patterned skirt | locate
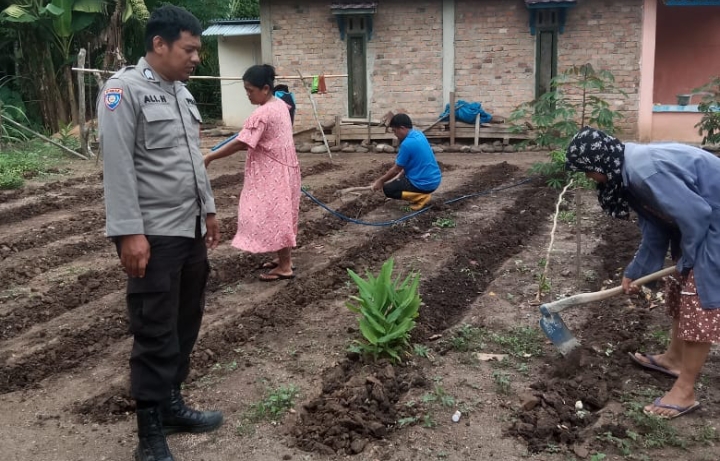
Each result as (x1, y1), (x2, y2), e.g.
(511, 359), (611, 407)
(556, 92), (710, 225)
(665, 270), (720, 343)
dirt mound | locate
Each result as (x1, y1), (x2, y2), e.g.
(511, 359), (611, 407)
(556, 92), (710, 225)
(508, 212), (646, 452)
(71, 385), (135, 424)
(292, 358), (426, 455)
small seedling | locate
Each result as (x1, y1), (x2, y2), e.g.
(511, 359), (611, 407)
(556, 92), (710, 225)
(422, 414), (436, 428)
(589, 454), (607, 461)
(301, 184), (311, 191)
(649, 329), (671, 348)
(449, 323), (486, 352)
(413, 344), (430, 358)
(432, 217), (456, 228)
(397, 416), (419, 427)
(558, 210), (576, 224)
(460, 267), (477, 281)
(492, 371), (511, 395)
(247, 384), (299, 422)
(490, 326), (544, 358)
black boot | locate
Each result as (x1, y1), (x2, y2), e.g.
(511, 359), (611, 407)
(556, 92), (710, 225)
(160, 387), (223, 435)
(135, 407), (175, 461)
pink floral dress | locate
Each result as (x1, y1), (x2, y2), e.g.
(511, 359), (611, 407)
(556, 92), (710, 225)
(232, 98), (300, 253)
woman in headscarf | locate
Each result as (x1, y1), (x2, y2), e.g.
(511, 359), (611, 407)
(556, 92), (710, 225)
(565, 127), (720, 419)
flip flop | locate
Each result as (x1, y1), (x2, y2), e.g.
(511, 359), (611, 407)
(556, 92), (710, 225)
(644, 397), (701, 419)
(627, 352), (679, 378)
(259, 272), (296, 282)
(258, 261), (297, 271)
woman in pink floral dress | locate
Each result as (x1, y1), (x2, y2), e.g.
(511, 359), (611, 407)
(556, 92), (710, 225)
(204, 65), (300, 281)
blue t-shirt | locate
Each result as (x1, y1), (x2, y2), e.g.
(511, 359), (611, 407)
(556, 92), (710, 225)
(396, 129), (442, 191)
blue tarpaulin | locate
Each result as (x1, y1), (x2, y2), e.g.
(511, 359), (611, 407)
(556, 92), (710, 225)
(439, 100), (493, 124)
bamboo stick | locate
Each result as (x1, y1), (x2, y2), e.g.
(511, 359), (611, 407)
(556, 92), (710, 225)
(76, 49), (90, 159)
(4, 118), (89, 160)
(71, 68), (348, 81)
(296, 70), (332, 160)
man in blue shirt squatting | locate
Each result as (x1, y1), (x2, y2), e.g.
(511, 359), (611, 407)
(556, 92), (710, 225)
(370, 114), (442, 210)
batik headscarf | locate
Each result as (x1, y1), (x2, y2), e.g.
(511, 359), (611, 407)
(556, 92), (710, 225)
(565, 126), (628, 219)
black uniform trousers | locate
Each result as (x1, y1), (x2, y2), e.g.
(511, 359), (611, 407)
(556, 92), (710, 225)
(383, 176), (434, 199)
(118, 221), (209, 403)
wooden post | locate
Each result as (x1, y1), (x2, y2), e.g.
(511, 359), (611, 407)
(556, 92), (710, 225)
(334, 115), (342, 147)
(449, 91), (456, 146)
(474, 113), (480, 146)
(77, 49), (89, 159)
(296, 70), (332, 160)
(367, 110), (372, 145)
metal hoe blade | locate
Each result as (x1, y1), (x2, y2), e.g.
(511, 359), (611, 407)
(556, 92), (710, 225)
(539, 311), (580, 355)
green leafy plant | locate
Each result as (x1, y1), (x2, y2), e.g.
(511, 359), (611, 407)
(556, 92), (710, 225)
(693, 76), (720, 145)
(346, 258), (421, 362)
(509, 64), (626, 189)
(491, 327), (544, 358)
(432, 217), (456, 228)
(0, 76), (31, 144)
(247, 384), (299, 422)
(413, 344), (430, 358)
(492, 371), (511, 395)
(449, 323), (486, 352)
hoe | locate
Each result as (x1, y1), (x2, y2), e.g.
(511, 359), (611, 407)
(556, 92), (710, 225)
(538, 266), (676, 355)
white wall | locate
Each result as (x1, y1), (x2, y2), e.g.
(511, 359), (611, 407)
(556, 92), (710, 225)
(217, 35), (261, 128)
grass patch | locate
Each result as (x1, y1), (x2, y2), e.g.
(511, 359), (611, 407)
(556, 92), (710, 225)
(489, 326), (544, 358)
(0, 140), (65, 189)
(246, 384), (299, 423)
(448, 324), (486, 352)
(623, 397), (685, 449)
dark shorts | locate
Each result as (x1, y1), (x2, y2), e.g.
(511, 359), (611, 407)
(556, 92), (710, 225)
(383, 176), (435, 199)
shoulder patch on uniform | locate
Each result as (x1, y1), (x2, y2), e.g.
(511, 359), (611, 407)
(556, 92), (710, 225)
(104, 88), (123, 111)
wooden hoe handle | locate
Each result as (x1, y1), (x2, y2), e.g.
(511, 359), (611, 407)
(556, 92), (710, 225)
(540, 266), (676, 315)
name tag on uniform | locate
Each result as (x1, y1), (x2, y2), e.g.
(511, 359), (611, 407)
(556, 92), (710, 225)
(104, 88), (123, 111)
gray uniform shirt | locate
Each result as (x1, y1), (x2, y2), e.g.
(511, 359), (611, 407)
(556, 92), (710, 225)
(99, 57), (216, 239)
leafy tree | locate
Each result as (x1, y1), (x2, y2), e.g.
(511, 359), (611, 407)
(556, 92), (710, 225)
(510, 63), (627, 189)
(693, 76), (720, 146)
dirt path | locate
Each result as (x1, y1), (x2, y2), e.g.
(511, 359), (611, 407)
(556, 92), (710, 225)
(1, 146), (715, 461)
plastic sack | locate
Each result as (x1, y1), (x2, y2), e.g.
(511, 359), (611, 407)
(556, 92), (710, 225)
(439, 100), (492, 124)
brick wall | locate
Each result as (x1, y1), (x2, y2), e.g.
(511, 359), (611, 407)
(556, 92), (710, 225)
(266, 0), (643, 136)
(559, 0), (643, 136)
(455, 0), (643, 136)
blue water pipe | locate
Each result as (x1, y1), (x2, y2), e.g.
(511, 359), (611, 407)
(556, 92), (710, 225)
(300, 176), (537, 227)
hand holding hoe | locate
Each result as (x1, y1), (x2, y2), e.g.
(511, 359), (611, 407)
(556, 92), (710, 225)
(539, 266), (676, 355)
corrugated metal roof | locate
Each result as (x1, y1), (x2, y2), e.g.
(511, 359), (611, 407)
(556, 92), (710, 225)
(202, 19), (260, 37)
(330, 2), (378, 9)
(525, 0), (576, 5)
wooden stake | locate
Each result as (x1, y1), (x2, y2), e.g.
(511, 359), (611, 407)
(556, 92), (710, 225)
(449, 91), (456, 146)
(334, 115), (342, 147)
(77, 49), (90, 159)
(367, 110), (372, 145)
(4, 118), (89, 160)
(474, 113), (480, 146)
(297, 70), (332, 160)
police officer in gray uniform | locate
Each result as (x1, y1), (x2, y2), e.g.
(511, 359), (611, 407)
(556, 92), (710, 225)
(98, 6), (222, 461)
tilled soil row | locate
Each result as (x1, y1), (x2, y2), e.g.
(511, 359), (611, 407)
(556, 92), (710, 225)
(0, 186), (105, 226)
(0, 165), (398, 394)
(0, 237), (110, 288)
(291, 171), (558, 456)
(0, 173), (103, 203)
(0, 267), (124, 341)
(507, 215), (656, 453)
(0, 161), (344, 279)
(69, 163), (519, 423)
